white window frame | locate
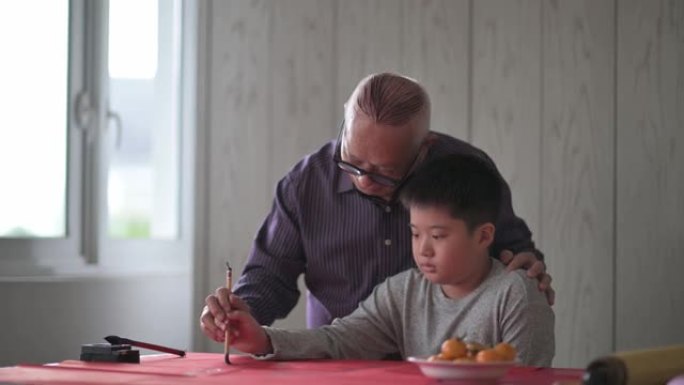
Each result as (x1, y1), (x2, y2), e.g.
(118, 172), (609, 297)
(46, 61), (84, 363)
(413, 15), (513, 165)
(0, 0), (197, 276)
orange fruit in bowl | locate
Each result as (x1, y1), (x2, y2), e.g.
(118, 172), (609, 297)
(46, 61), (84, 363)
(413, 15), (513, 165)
(493, 343), (516, 361)
(475, 349), (504, 363)
(440, 338), (467, 359)
(465, 341), (487, 358)
(427, 353), (450, 361)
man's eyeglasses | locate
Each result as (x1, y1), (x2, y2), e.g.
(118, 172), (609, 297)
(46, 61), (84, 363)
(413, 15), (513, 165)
(333, 120), (424, 188)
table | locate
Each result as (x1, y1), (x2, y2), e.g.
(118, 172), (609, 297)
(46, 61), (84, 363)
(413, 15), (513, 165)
(0, 353), (583, 384)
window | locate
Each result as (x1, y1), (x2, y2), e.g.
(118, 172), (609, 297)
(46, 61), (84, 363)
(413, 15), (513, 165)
(0, 0), (196, 274)
(0, 0), (69, 238)
(107, 0), (181, 240)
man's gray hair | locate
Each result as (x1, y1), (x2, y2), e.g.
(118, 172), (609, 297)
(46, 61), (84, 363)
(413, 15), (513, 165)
(345, 73), (431, 129)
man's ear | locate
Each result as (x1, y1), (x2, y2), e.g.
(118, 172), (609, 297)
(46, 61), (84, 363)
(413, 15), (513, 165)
(476, 223), (496, 249)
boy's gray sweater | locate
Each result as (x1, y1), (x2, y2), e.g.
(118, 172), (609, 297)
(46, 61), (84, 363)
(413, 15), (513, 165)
(263, 259), (555, 366)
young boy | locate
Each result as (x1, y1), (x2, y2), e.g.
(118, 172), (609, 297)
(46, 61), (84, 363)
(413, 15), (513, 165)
(215, 154), (555, 366)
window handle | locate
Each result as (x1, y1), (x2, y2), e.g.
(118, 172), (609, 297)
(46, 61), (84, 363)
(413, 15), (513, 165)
(74, 91), (121, 149)
(74, 89), (94, 143)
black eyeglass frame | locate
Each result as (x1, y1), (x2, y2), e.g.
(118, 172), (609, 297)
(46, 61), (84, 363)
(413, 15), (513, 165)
(333, 120), (425, 188)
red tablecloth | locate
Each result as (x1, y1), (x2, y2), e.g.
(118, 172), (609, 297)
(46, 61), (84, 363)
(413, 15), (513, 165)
(0, 353), (583, 385)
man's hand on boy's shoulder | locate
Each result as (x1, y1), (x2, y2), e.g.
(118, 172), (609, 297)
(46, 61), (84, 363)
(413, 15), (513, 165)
(500, 250), (555, 306)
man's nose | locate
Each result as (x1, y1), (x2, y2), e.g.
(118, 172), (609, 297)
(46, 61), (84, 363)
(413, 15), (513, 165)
(356, 174), (374, 188)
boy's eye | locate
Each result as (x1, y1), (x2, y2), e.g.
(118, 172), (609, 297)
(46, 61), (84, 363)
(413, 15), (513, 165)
(432, 234), (446, 240)
(411, 233), (419, 238)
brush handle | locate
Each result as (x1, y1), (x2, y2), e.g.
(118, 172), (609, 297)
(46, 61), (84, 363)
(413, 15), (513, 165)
(106, 335), (185, 357)
(129, 339), (185, 357)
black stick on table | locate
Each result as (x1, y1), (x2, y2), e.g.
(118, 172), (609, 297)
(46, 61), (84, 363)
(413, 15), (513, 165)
(104, 335), (186, 357)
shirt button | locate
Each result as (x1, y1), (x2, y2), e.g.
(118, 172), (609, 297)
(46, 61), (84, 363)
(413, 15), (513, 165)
(384, 239), (392, 246)
(385, 206), (391, 213)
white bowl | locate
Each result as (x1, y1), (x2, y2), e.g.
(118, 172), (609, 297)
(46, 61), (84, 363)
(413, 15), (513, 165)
(407, 356), (516, 381)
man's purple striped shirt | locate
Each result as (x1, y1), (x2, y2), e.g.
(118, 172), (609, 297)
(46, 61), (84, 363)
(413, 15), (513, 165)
(233, 132), (541, 328)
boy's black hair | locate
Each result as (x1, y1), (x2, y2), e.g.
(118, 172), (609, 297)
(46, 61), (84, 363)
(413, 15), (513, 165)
(399, 154), (502, 231)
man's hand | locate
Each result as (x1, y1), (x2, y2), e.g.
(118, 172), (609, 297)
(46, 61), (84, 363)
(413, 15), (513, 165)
(200, 287), (235, 342)
(499, 250), (555, 306)
(200, 289), (272, 355)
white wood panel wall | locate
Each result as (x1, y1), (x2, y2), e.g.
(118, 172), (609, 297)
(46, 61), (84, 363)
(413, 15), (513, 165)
(207, 0), (272, 275)
(336, 1), (404, 114)
(471, 0), (542, 244)
(616, 0), (684, 352)
(269, 0), (337, 333)
(205, 0), (273, 353)
(199, 0), (684, 367)
(401, 0), (470, 140)
(336, 0), (469, 139)
(271, 0), (336, 176)
(541, 0), (616, 366)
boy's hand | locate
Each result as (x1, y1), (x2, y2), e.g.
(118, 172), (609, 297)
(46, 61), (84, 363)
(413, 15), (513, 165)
(500, 250), (555, 306)
(200, 290), (272, 355)
(223, 296), (272, 355)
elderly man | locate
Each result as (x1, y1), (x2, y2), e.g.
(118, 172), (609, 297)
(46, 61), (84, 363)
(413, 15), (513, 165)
(201, 73), (553, 341)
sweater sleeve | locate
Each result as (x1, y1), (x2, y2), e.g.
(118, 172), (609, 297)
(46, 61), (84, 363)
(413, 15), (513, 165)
(498, 271), (556, 366)
(261, 273), (405, 360)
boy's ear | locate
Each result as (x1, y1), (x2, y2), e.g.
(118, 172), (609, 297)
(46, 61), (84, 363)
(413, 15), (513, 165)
(476, 223), (496, 249)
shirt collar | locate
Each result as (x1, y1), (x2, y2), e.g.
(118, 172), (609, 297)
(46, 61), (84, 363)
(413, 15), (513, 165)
(335, 171), (397, 207)
(335, 169), (355, 194)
